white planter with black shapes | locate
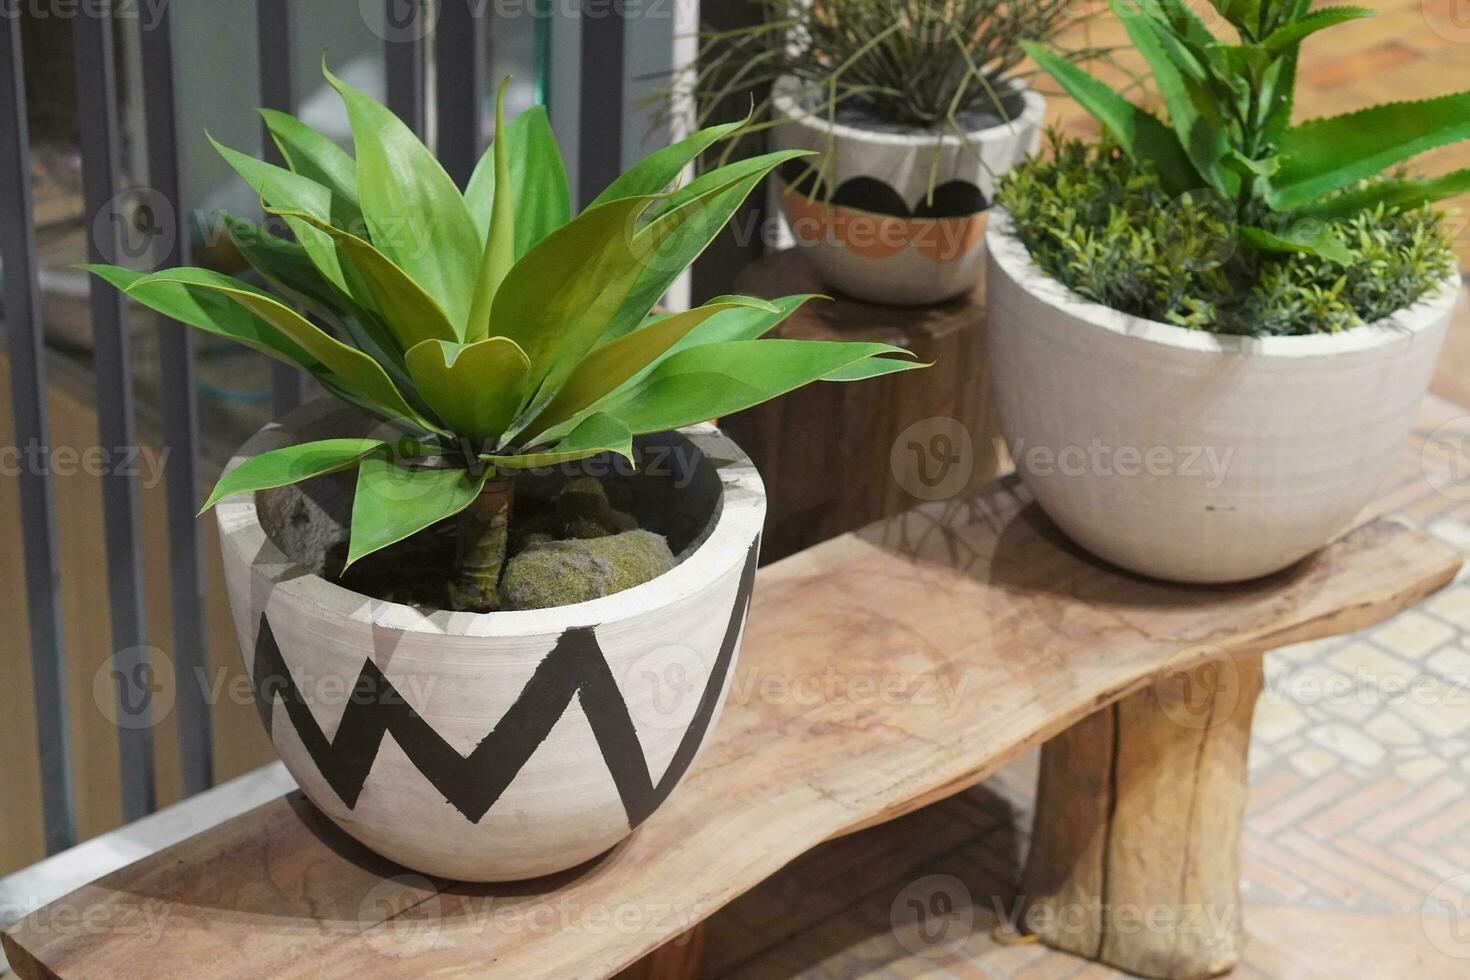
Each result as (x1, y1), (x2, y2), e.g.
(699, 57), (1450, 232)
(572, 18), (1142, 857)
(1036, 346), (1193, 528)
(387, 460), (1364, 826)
(770, 75), (1045, 306)
(217, 400), (765, 882)
(986, 213), (1460, 584)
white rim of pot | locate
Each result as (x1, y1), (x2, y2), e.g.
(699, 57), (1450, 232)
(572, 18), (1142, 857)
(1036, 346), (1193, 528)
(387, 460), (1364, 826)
(987, 209), (1464, 357)
(770, 74), (1047, 147)
(216, 401), (766, 641)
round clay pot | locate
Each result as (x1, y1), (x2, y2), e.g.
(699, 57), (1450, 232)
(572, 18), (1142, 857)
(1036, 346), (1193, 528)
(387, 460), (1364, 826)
(985, 212), (1460, 584)
(770, 75), (1044, 306)
(216, 399), (765, 881)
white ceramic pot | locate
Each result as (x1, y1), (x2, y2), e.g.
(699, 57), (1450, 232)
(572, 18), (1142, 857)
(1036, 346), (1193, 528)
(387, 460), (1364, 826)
(216, 400), (765, 881)
(770, 75), (1044, 306)
(986, 213), (1460, 583)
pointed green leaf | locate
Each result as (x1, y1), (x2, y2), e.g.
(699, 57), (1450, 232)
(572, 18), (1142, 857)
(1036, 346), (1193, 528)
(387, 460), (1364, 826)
(347, 456), (489, 567)
(593, 339), (919, 436)
(202, 438), (389, 512)
(128, 267), (430, 427)
(269, 204), (460, 349)
(465, 104), (570, 258)
(405, 336), (531, 441)
(588, 113), (749, 208)
(1240, 224), (1352, 264)
(823, 357), (931, 382)
(83, 263), (317, 370)
(1021, 41), (1201, 195)
(1261, 6), (1375, 56)
(209, 134), (360, 294)
(325, 62), (481, 330)
(259, 108), (360, 206)
(488, 413), (634, 470)
(467, 79), (519, 344)
(523, 297), (778, 438)
(1270, 91), (1470, 209)
(1296, 168), (1470, 221)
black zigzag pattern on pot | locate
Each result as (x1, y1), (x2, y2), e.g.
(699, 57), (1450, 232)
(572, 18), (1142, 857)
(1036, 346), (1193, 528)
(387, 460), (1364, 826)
(250, 537), (760, 828)
(779, 160), (988, 218)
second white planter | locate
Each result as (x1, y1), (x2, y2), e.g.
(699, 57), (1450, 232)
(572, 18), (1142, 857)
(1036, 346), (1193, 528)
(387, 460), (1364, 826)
(771, 76), (1044, 306)
(986, 212), (1460, 583)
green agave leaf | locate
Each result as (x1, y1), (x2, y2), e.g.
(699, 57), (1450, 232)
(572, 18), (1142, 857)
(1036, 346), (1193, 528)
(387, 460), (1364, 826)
(1021, 41), (1201, 195)
(588, 113), (749, 209)
(1261, 6), (1375, 56)
(487, 413), (633, 470)
(209, 134), (359, 294)
(405, 336), (531, 441)
(325, 62), (481, 331)
(201, 438), (389, 512)
(129, 267), (430, 428)
(823, 357), (931, 382)
(523, 297), (779, 440)
(601, 149), (813, 345)
(464, 104), (570, 259)
(348, 456), (489, 567)
(1206, 0), (1260, 34)
(221, 212), (406, 382)
(259, 108), (360, 207)
(1113, 0), (1233, 194)
(1146, 0), (1219, 48)
(1295, 168), (1470, 221)
(82, 263), (317, 370)
(467, 79), (519, 344)
(530, 294), (818, 445)
(592, 339), (918, 436)
(269, 204), (460, 349)
(1270, 92), (1470, 209)
(1240, 224), (1352, 264)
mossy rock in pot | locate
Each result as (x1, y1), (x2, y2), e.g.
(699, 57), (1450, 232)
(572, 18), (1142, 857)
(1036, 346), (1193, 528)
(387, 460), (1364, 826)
(500, 530), (677, 611)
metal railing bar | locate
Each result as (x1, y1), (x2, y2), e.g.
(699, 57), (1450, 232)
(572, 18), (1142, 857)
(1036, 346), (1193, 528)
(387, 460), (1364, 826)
(385, 0), (426, 138)
(73, 6), (156, 822)
(140, 3), (213, 798)
(0, 13), (79, 856)
(256, 0), (307, 414)
(435, 0), (484, 188)
(576, 1), (625, 206)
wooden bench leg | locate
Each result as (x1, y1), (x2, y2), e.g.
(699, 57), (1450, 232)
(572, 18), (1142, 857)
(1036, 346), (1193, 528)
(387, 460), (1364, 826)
(616, 923), (706, 980)
(1022, 654), (1265, 979)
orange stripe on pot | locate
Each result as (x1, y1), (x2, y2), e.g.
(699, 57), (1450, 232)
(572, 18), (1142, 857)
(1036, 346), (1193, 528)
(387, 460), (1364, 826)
(779, 184), (987, 263)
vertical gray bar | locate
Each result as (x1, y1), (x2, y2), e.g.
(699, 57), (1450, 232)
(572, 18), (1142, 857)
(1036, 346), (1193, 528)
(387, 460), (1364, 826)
(73, 6), (156, 822)
(0, 12), (78, 855)
(256, 0), (306, 413)
(577, 0), (624, 206)
(140, 3), (212, 797)
(385, 0), (425, 137)
(436, 0), (483, 188)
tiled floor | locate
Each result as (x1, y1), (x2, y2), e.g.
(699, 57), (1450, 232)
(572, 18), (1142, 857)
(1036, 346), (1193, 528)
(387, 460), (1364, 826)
(701, 396), (1470, 978)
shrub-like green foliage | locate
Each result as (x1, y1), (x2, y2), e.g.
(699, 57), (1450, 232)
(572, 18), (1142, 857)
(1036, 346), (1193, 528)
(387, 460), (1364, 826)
(1024, 0), (1470, 269)
(85, 65), (921, 572)
(998, 136), (1455, 336)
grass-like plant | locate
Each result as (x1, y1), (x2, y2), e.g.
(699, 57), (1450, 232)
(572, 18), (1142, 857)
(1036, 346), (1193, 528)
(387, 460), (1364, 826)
(662, 0), (1093, 148)
(1024, 0), (1470, 266)
(86, 65), (920, 609)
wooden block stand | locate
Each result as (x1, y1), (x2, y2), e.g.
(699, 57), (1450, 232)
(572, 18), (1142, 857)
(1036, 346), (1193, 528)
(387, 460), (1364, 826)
(722, 249), (1004, 563)
(4, 478), (1459, 980)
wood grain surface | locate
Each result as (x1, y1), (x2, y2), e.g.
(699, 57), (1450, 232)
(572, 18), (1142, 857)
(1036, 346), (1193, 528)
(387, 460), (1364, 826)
(3, 481), (1460, 979)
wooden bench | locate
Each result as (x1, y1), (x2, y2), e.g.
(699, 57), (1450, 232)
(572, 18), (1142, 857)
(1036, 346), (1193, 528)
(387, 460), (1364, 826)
(3, 479), (1459, 980)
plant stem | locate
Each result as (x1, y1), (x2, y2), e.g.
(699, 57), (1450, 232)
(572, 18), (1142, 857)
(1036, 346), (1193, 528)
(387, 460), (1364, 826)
(448, 474), (515, 612)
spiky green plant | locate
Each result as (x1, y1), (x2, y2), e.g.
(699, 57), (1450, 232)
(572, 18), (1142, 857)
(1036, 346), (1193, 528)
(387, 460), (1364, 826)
(86, 65), (921, 609)
(1024, 0), (1470, 266)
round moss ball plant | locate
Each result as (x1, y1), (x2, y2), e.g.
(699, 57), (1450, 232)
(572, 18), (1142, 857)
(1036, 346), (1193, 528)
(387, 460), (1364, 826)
(87, 66), (921, 881)
(988, 0), (1466, 583)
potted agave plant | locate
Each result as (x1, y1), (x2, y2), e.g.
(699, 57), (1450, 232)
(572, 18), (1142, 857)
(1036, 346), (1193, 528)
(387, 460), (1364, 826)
(673, 0), (1082, 305)
(87, 67), (918, 882)
(989, 0), (1468, 583)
